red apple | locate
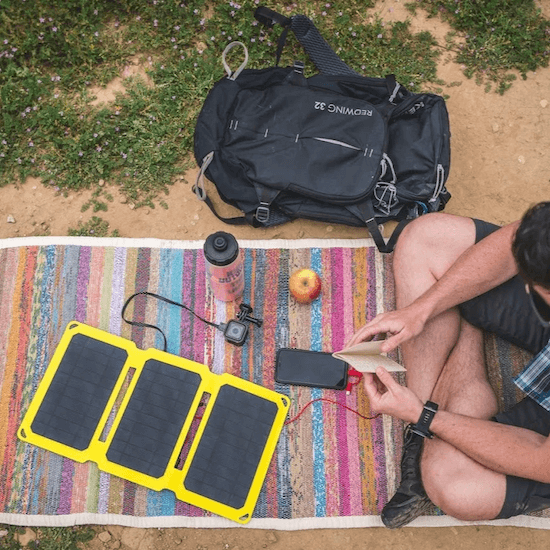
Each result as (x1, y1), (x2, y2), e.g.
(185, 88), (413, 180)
(289, 268), (322, 304)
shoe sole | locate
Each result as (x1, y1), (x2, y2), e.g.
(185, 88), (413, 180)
(381, 497), (432, 529)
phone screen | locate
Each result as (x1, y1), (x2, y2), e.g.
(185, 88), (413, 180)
(275, 348), (348, 390)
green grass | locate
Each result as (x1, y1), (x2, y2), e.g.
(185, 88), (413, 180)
(407, 0), (550, 93)
(1, 0), (549, 213)
(0, 525), (95, 550)
(68, 215), (120, 236)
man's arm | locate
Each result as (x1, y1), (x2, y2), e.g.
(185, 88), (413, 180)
(348, 220), (520, 352)
(365, 367), (550, 484)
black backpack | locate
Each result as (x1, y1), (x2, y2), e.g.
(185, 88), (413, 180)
(193, 7), (451, 253)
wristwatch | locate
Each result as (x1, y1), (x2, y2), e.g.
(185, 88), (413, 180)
(410, 401), (439, 439)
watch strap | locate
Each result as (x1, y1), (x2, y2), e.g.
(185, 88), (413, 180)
(411, 400), (439, 439)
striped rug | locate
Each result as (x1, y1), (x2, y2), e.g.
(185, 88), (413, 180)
(0, 237), (547, 529)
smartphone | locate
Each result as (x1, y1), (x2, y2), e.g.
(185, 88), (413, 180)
(275, 348), (348, 390)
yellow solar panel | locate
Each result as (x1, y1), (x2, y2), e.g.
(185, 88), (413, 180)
(18, 322), (289, 524)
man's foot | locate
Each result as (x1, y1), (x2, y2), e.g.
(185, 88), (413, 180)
(381, 424), (431, 529)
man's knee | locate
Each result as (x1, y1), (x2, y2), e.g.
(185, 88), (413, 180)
(393, 213), (476, 280)
(422, 454), (505, 521)
(424, 474), (503, 521)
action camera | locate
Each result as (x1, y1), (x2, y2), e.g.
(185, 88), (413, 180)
(221, 303), (263, 346)
(223, 319), (249, 346)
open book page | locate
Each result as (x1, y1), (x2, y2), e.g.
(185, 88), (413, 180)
(332, 340), (405, 373)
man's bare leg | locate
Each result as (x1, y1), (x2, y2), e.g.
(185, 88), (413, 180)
(381, 213), (481, 528)
(392, 213), (478, 398)
(422, 320), (506, 520)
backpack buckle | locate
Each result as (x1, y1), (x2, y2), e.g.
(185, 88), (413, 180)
(255, 203), (270, 224)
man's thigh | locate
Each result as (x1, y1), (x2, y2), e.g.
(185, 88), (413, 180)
(458, 219), (550, 355)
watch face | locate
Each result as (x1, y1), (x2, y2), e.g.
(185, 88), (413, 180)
(224, 320), (248, 345)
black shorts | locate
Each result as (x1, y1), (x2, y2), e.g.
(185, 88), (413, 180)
(460, 219), (550, 519)
(458, 219), (550, 355)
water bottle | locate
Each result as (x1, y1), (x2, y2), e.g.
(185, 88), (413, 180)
(203, 231), (244, 301)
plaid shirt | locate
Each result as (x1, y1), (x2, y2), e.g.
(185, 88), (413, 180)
(514, 339), (550, 411)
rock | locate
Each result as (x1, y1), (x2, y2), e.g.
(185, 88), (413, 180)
(7, 215), (15, 223)
(0, 530), (8, 538)
(492, 122), (500, 132)
(98, 531), (112, 542)
(326, 225), (334, 233)
(129, 204), (135, 210)
(518, 155), (525, 164)
(265, 531), (278, 543)
(541, 99), (548, 108)
(98, 178), (105, 187)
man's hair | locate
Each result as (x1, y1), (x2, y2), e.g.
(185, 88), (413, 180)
(512, 201), (550, 289)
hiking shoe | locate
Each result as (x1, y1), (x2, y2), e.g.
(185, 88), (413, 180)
(381, 424), (431, 529)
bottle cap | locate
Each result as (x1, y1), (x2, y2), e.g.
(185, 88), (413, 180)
(204, 232), (240, 266)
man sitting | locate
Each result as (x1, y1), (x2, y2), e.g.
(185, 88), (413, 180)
(347, 201), (550, 527)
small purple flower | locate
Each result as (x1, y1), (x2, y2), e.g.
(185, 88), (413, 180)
(175, 25), (180, 30)
(93, 133), (98, 138)
(52, 26), (58, 32)
(29, 141), (34, 147)
(136, 15), (141, 21)
(154, 20), (158, 27)
(78, 151), (83, 156)
(96, 146), (102, 152)
(39, 17), (45, 23)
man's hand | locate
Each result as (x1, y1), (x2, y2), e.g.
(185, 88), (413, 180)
(346, 304), (429, 353)
(364, 367), (424, 424)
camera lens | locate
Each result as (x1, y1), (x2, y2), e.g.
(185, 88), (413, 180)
(228, 323), (244, 338)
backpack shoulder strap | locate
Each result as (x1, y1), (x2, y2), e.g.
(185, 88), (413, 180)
(255, 6), (358, 76)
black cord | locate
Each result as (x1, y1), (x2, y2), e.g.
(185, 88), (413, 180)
(121, 291), (221, 352)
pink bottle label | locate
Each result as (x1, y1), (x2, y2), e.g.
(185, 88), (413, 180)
(206, 254), (244, 301)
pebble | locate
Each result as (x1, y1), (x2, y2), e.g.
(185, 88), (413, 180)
(7, 215), (15, 223)
(326, 225), (333, 233)
(129, 204), (135, 210)
(98, 531), (112, 542)
(518, 156), (525, 164)
(541, 99), (548, 108)
(98, 178), (105, 187)
(492, 122), (500, 133)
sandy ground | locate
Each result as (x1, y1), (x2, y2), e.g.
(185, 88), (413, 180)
(3, 0), (550, 548)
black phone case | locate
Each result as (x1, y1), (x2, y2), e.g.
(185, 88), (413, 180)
(275, 348), (348, 390)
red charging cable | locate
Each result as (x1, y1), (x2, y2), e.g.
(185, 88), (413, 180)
(284, 367), (380, 425)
